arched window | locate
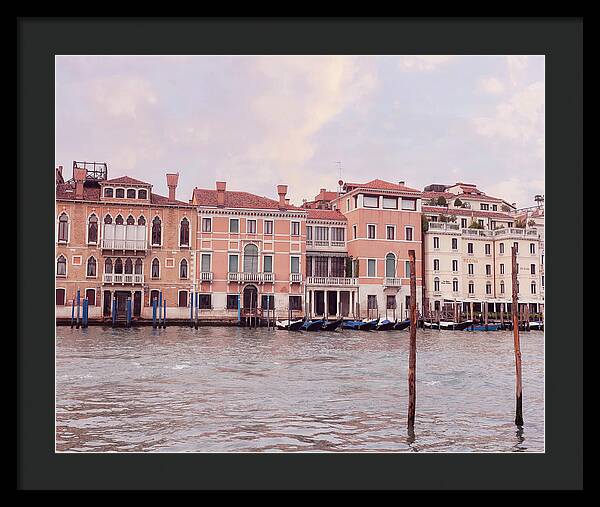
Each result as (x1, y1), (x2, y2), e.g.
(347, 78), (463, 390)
(500, 281), (505, 294)
(243, 244), (259, 273)
(180, 259), (188, 279)
(126, 189), (136, 199)
(104, 187), (113, 198)
(86, 256), (97, 277)
(138, 189), (147, 199)
(137, 216), (146, 226)
(124, 258), (133, 274)
(126, 215), (135, 225)
(104, 258), (113, 274)
(180, 217), (190, 247)
(115, 215), (124, 225)
(135, 258), (143, 274)
(57, 213), (68, 242)
(152, 217), (162, 245)
(452, 278), (459, 292)
(486, 282), (492, 294)
(385, 253), (396, 277)
(114, 258), (123, 274)
(56, 255), (67, 276)
(531, 282), (536, 294)
(151, 258), (160, 278)
(87, 214), (98, 244)
(115, 188), (125, 198)
(434, 277), (440, 292)
(468, 281), (474, 294)
(104, 214), (113, 224)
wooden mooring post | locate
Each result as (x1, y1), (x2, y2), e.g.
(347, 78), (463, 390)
(511, 246), (524, 426)
(407, 249), (417, 431)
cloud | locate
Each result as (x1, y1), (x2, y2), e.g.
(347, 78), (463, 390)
(472, 81), (544, 151)
(506, 55), (529, 86)
(486, 178), (544, 209)
(478, 76), (506, 95)
(87, 76), (158, 119)
(397, 55), (456, 71)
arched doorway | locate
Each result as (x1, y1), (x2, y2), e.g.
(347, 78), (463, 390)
(243, 284), (259, 311)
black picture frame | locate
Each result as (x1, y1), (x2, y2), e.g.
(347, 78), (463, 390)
(17, 17), (582, 490)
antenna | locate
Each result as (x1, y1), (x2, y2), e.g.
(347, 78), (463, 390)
(335, 161), (343, 195)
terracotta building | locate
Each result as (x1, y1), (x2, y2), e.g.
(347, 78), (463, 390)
(55, 162), (195, 322)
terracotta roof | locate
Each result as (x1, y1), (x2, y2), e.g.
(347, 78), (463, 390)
(56, 182), (101, 201)
(306, 209), (347, 221)
(150, 193), (189, 206)
(423, 190), (505, 204)
(314, 190), (339, 202)
(344, 179), (421, 194)
(192, 188), (303, 211)
(422, 206), (513, 220)
(104, 176), (150, 185)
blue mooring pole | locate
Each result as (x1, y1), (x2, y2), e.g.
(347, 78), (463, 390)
(70, 298), (75, 328)
(111, 297), (117, 327)
(82, 298), (88, 328)
(190, 290), (194, 327)
(163, 299), (167, 328)
(126, 297), (132, 328)
(158, 291), (163, 324)
(194, 291), (198, 329)
(76, 289), (81, 329)
(152, 298), (157, 329)
(237, 293), (241, 325)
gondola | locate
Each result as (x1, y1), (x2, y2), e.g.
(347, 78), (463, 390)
(342, 319), (374, 331)
(275, 319), (304, 331)
(528, 321), (544, 331)
(375, 319), (395, 331)
(423, 320), (474, 330)
(393, 319), (410, 330)
(464, 323), (501, 331)
(321, 318), (343, 331)
(302, 319), (326, 331)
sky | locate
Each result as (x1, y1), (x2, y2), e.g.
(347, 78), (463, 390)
(55, 55), (544, 208)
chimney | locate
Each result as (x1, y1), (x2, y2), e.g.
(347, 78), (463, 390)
(285, 198), (290, 206)
(216, 181), (226, 207)
(277, 184), (288, 210)
(166, 173), (179, 201)
(73, 167), (86, 199)
(55, 165), (64, 184)
(398, 180), (405, 186)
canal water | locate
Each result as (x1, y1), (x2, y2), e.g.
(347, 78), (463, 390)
(56, 326), (544, 452)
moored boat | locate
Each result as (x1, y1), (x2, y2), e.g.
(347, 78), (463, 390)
(393, 319), (410, 330)
(465, 323), (501, 331)
(375, 319), (395, 331)
(322, 318), (343, 331)
(276, 319), (304, 331)
(302, 319), (326, 331)
(423, 320), (474, 330)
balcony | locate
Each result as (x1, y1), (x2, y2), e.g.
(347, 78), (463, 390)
(103, 273), (144, 285)
(306, 276), (358, 287)
(384, 277), (403, 287)
(227, 272), (275, 283)
(101, 238), (147, 251)
(306, 239), (346, 251)
(290, 273), (302, 283)
(428, 222), (460, 232)
(200, 271), (213, 282)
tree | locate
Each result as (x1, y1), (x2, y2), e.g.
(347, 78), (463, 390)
(515, 218), (527, 228)
(469, 220), (484, 229)
(528, 219), (536, 227)
(421, 215), (430, 232)
(501, 204), (512, 212)
(453, 198), (463, 207)
(435, 196), (448, 206)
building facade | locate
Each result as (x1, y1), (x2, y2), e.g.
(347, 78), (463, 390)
(421, 183), (544, 317)
(56, 164), (542, 323)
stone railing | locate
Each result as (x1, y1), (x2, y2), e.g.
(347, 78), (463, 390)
(103, 273), (144, 284)
(306, 276), (358, 287)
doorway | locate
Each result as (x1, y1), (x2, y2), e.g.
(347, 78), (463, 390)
(243, 285), (258, 311)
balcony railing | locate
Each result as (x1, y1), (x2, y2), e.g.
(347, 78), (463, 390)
(103, 273), (144, 285)
(290, 273), (302, 283)
(306, 276), (358, 287)
(200, 271), (213, 282)
(384, 277), (403, 287)
(227, 272), (275, 283)
(306, 240), (346, 249)
(428, 222), (460, 231)
(102, 239), (147, 251)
